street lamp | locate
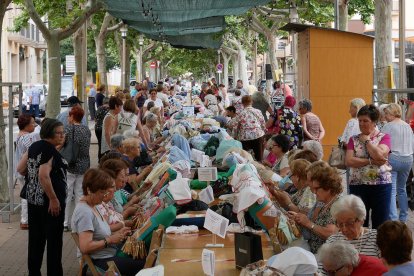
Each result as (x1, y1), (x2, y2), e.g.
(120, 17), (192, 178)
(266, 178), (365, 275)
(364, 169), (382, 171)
(139, 35), (144, 82)
(120, 25), (128, 89)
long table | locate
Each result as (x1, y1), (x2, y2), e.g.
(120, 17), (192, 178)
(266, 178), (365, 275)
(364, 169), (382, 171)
(157, 229), (274, 275)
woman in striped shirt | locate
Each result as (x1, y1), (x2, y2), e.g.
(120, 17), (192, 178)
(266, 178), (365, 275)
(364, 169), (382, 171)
(326, 194), (380, 257)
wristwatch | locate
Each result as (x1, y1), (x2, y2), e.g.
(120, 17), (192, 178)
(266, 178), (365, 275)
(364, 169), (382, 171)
(363, 139), (370, 146)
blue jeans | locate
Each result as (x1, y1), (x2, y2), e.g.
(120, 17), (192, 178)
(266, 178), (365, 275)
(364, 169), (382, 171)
(350, 183), (392, 229)
(388, 154), (413, 222)
(30, 104), (39, 118)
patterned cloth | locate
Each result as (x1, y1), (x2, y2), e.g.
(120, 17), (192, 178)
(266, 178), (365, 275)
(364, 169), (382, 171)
(64, 124), (91, 175)
(275, 107), (303, 149)
(303, 113), (322, 141)
(205, 94), (219, 115)
(340, 118), (360, 144)
(347, 132), (392, 185)
(291, 187), (316, 213)
(95, 105), (110, 131)
(227, 106), (265, 141)
(96, 201), (124, 225)
(307, 196), (340, 253)
(231, 96), (244, 114)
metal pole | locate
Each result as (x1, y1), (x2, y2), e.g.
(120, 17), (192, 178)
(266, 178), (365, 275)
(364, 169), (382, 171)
(8, 86), (14, 212)
(334, 0), (339, 30)
(122, 38), (126, 89)
(218, 51), (221, 84)
(140, 45), (143, 82)
(82, 21), (89, 124)
(399, 0), (406, 89)
(253, 34), (258, 86)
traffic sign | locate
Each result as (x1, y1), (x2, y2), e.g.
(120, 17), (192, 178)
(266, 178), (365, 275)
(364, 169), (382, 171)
(150, 62), (157, 69)
(216, 63), (223, 71)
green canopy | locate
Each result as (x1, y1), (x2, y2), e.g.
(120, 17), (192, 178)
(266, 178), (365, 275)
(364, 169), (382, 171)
(102, 0), (272, 49)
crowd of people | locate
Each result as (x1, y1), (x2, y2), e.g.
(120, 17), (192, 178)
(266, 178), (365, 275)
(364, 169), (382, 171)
(13, 76), (414, 275)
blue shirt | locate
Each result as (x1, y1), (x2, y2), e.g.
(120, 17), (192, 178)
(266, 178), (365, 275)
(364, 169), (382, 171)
(131, 88), (138, 97)
(384, 262), (414, 276)
(89, 87), (96, 98)
(56, 109), (87, 128)
(30, 88), (41, 105)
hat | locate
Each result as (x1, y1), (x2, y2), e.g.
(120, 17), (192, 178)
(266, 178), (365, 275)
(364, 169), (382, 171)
(67, 96), (83, 106)
(267, 247), (318, 276)
(284, 95), (296, 108)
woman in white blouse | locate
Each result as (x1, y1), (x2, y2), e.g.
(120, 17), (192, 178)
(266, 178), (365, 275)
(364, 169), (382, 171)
(381, 103), (414, 223)
(340, 98), (366, 146)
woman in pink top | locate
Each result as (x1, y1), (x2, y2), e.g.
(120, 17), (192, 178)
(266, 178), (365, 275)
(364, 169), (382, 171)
(298, 99), (325, 142)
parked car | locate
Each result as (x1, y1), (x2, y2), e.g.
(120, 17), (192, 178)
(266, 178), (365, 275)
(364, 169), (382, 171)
(13, 84), (47, 118)
(60, 75), (74, 106)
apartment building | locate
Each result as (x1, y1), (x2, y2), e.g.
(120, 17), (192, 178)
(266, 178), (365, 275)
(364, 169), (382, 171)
(1, 3), (46, 95)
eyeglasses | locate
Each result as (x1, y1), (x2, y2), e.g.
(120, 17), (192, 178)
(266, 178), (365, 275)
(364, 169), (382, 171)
(335, 218), (359, 229)
(326, 265), (345, 276)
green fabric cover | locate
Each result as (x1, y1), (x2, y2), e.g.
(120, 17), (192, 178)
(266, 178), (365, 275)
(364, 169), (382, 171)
(189, 165), (236, 189)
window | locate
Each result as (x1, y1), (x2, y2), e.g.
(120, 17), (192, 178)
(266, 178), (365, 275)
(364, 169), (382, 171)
(392, 0), (399, 11)
(31, 24), (35, 40)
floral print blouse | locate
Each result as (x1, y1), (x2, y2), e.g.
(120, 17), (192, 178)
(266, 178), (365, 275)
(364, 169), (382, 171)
(228, 106), (265, 141)
(347, 132), (392, 185)
(278, 107), (303, 149)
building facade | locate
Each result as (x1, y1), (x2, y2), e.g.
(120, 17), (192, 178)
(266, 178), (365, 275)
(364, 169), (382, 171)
(1, 3), (47, 102)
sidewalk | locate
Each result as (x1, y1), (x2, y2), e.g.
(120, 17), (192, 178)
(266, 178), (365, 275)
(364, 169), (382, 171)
(0, 122), (98, 276)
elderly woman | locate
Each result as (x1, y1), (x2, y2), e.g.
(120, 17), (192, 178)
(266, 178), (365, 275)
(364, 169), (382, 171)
(142, 112), (163, 146)
(121, 138), (153, 193)
(14, 114), (40, 229)
(382, 103), (414, 223)
(302, 140), (324, 160)
(143, 88), (164, 117)
(289, 165), (342, 253)
(327, 195), (380, 257)
(345, 104), (391, 229)
(266, 95), (303, 149)
(228, 95), (266, 161)
(377, 104), (388, 131)
(298, 98), (325, 142)
(268, 134), (291, 177)
(101, 96), (123, 157)
(377, 221), (414, 274)
(204, 88), (219, 116)
(63, 105), (91, 232)
(269, 159), (316, 214)
(72, 168), (145, 275)
(319, 241), (387, 276)
(340, 98), (366, 146)
(17, 119), (67, 275)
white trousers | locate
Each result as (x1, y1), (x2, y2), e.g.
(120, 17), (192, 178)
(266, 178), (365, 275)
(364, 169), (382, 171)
(64, 172), (84, 227)
(17, 178), (28, 224)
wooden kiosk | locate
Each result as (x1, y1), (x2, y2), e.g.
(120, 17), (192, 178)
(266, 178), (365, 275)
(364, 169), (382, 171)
(281, 23), (374, 159)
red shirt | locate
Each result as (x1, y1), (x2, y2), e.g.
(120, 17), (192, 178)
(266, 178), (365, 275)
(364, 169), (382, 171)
(352, 255), (387, 276)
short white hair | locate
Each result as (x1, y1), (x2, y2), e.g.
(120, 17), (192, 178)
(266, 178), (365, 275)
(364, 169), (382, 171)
(318, 241), (359, 268)
(110, 134), (125, 149)
(331, 194), (366, 221)
(124, 129), (139, 139)
(378, 104), (388, 116)
(302, 140), (323, 160)
(350, 98), (366, 112)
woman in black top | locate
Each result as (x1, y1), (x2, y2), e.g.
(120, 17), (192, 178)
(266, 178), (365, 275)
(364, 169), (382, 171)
(95, 97), (110, 160)
(17, 118), (67, 276)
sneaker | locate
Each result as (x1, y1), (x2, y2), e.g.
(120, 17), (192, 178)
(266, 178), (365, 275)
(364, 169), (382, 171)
(20, 223), (29, 230)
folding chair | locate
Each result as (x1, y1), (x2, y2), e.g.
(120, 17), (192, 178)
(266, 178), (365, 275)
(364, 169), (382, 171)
(71, 232), (101, 276)
(144, 225), (165, 268)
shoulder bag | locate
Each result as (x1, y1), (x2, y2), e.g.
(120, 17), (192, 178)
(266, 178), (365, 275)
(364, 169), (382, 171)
(60, 126), (80, 166)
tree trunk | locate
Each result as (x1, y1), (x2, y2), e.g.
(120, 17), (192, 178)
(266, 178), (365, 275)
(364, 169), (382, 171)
(222, 52), (231, 88)
(339, 1), (349, 31)
(238, 47), (249, 88)
(375, 0), (393, 102)
(267, 33), (279, 80)
(95, 36), (107, 86)
(232, 55), (239, 83)
(124, 43), (131, 89)
(46, 34), (63, 117)
(0, 0), (12, 203)
(73, 28), (84, 98)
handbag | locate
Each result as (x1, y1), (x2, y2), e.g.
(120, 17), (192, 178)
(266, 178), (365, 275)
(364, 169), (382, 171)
(328, 142), (346, 169)
(59, 126), (80, 166)
(235, 232), (263, 269)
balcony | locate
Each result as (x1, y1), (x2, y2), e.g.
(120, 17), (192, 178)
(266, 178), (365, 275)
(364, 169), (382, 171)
(7, 31), (47, 49)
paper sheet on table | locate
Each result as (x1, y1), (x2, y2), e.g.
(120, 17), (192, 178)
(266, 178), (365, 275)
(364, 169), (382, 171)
(202, 249), (215, 276)
(199, 185), (214, 204)
(136, 265), (164, 276)
(200, 155), (212, 168)
(191, 148), (204, 163)
(203, 209), (229, 239)
(198, 167), (218, 182)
